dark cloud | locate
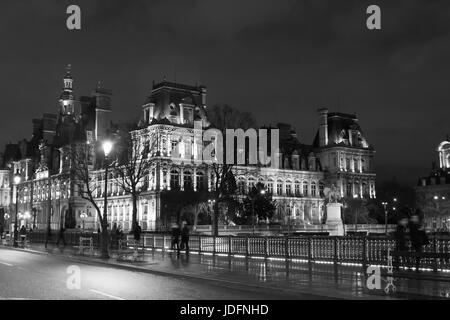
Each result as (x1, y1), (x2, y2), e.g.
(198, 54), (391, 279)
(0, 0), (449, 186)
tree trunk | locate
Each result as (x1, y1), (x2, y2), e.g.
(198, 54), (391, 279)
(132, 192), (138, 232)
(100, 221), (109, 259)
(212, 201), (219, 236)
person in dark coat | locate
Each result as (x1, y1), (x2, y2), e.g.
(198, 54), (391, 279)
(409, 212), (425, 272)
(394, 211), (409, 271)
(19, 225), (27, 246)
(171, 223), (180, 251)
(180, 222), (190, 253)
(56, 225), (66, 247)
(133, 222), (142, 242)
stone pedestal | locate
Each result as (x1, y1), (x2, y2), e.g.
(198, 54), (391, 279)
(326, 203), (344, 236)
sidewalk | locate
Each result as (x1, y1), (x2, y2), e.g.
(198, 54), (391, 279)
(6, 242), (450, 300)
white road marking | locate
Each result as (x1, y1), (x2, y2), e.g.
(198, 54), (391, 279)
(89, 289), (126, 300)
(0, 261), (14, 267)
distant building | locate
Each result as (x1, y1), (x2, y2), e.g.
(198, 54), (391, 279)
(415, 139), (450, 231)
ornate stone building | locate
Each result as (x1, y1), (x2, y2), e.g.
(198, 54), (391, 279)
(416, 139), (450, 231)
(2, 68), (376, 232)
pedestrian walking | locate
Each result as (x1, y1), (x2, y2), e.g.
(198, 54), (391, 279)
(180, 221), (190, 253)
(133, 222), (142, 242)
(394, 210), (409, 271)
(409, 210), (427, 273)
(19, 225), (27, 247)
(171, 223), (180, 251)
(56, 225), (66, 247)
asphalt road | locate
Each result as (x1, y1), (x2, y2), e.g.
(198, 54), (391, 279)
(0, 247), (326, 300)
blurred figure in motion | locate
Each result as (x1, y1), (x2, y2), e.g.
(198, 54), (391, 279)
(56, 225), (66, 247)
(409, 209), (428, 273)
(180, 221), (190, 254)
(133, 222), (142, 243)
(394, 207), (410, 271)
(19, 225), (27, 247)
(171, 223), (180, 251)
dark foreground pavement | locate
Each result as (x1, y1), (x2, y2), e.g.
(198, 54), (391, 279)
(0, 247), (324, 300)
(1, 243), (449, 300)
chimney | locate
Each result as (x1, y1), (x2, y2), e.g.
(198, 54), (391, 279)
(318, 108), (328, 147)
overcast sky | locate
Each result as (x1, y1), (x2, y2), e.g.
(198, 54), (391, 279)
(0, 0), (449, 186)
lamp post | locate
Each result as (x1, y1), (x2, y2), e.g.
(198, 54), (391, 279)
(353, 194), (359, 234)
(382, 202), (388, 235)
(102, 140), (113, 252)
(13, 170), (21, 247)
(80, 212), (87, 229)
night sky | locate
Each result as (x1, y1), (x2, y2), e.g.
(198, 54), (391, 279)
(1, 0), (449, 186)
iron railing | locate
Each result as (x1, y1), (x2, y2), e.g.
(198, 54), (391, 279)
(23, 230), (450, 271)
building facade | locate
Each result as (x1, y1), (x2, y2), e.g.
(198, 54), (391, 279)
(1, 67), (376, 232)
(416, 139), (450, 231)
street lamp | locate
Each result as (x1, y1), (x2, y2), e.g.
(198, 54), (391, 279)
(13, 170), (21, 247)
(80, 212), (87, 229)
(353, 194), (359, 233)
(382, 201), (388, 235)
(102, 139), (113, 230)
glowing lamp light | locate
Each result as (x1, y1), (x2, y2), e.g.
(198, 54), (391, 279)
(260, 189), (266, 195)
(23, 211), (31, 220)
(102, 140), (113, 157)
(13, 170), (21, 185)
(434, 195), (439, 200)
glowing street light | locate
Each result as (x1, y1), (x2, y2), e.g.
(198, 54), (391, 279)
(80, 212), (87, 229)
(102, 140), (113, 157)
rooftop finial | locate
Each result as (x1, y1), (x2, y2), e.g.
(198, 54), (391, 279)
(163, 75), (166, 81)
(446, 133), (449, 142)
(97, 80), (102, 90)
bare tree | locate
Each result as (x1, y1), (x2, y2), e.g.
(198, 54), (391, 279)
(207, 104), (257, 236)
(111, 128), (154, 236)
(70, 142), (109, 259)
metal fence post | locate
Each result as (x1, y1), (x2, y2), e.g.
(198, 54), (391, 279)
(334, 237), (338, 263)
(362, 237), (367, 270)
(246, 236), (249, 257)
(228, 235), (232, 256)
(308, 237), (312, 261)
(199, 235), (202, 253)
(264, 237), (268, 258)
(285, 236), (289, 260)
(433, 237), (438, 273)
(213, 236), (216, 255)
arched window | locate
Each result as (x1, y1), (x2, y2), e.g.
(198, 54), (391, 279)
(267, 179), (274, 194)
(286, 180), (292, 196)
(361, 159), (365, 173)
(295, 180), (301, 196)
(346, 181), (352, 197)
(311, 181), (317, 197)
(302, 181), (309, 196)
(170, 170), (179, 190)
(196, 171), (205, 191)
(248, 177), (256, 193)
(237, 179), (246, 194)
(277, 180), (283, 195)
(319, 181), (325, 197)
(184, 170), (193, 190)
(362, 182), (369, 197)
